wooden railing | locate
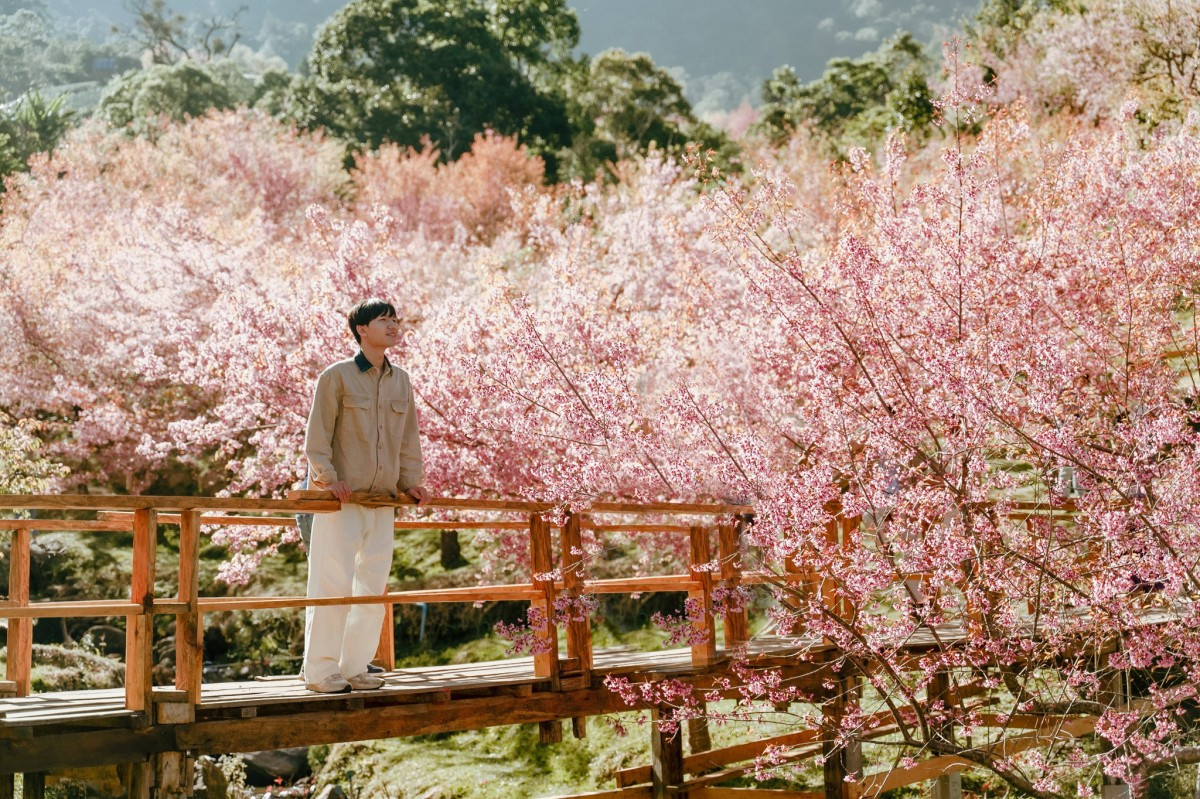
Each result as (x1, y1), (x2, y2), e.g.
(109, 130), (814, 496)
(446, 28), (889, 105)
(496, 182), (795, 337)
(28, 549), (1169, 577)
(0, 493), (753, 715)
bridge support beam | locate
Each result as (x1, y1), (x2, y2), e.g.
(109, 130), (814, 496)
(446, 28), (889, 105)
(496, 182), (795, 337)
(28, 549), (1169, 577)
(153, 700), (195, 799)
(651, 706), (685, 799)
(121, 763), (150, 799)
(687, 711), (711, 755)
(822, 675), (862, 799)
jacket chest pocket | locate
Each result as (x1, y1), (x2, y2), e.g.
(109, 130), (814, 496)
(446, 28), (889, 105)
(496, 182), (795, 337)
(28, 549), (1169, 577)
(385, 398), (409, 438)
(339, 394), (374, 438)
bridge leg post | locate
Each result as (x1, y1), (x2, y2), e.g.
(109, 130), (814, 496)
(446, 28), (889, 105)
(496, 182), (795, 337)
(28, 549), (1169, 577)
(929, 670), (961, 799)
(20, 774), (43, 799)
(651, 706), (685, 799)
(153, 752), (193, 799)
(126, 762), (151, 799)
(538, 720), (563, 744)
(155, 699), (195, 799)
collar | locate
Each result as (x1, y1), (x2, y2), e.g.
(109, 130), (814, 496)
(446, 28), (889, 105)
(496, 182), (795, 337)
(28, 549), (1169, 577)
(354, 351), (391, 374)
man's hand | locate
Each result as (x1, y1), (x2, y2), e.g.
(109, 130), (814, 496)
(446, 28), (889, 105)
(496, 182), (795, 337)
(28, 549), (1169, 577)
(325, 480), (352, 503)
(405, 486), (432, 506)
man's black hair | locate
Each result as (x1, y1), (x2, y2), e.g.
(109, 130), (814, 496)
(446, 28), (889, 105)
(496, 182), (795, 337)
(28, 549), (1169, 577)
(348, 298), (398, 344)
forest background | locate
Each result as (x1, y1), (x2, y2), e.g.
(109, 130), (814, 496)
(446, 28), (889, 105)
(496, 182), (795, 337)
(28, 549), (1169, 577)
(7, 0), (1200, 797)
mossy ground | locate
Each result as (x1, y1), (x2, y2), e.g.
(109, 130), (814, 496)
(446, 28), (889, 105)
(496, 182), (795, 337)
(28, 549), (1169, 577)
(306, 704), (823, 799)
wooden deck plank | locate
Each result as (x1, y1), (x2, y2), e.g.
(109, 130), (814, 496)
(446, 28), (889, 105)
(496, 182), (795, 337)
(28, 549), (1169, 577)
(0, 630), (1014, 734)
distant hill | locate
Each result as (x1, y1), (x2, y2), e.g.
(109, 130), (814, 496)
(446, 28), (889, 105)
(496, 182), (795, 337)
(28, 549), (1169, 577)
(45, 0), (983, 109)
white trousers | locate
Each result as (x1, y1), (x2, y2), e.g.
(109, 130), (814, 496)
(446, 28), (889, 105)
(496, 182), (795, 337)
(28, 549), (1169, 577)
(303, 504), (394, 682)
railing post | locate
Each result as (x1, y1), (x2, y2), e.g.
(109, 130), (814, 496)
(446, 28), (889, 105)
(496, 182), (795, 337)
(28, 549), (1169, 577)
(529, 513), (560, 688)
(560, 512), (593, 675)
(175, 510), (202, 704)
(1102, 656), (1131, 799)
(6, 528), (32, 697)
(126, 508), (157, 713)
(688, 525), (717, 667)
(561, 511), (592, 738)
(718, 519), (749, 648)
(822, 674), (862, 799)
(820, 512), (858, 646)
(929, 669), (961, 799)
(374, 602), (396, 672)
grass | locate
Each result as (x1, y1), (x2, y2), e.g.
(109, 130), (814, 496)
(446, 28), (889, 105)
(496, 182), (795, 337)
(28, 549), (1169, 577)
(307, 703), (825, 799)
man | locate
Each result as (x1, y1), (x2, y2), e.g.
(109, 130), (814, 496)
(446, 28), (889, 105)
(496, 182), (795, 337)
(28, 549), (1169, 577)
(302, 298), (430, 693)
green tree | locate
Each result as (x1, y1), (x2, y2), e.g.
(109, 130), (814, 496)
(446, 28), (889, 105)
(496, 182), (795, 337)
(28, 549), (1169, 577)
(0, 10), (78, 99)
(96, 60), (254, 131)
(126, 0), (245, 65)
(757, 32), (936, 153)
(558, 48), (734, 179)
(0, 1), (45, 16)
(0, 416), (65, 494)
(287, 0), (575, 162)
(0, 91), (75, 183)
(0, 9), (138, 102)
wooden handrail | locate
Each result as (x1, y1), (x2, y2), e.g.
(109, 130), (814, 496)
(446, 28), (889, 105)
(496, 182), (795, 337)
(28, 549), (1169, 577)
(286, 490), (754, 515)
(1, 494), (341, 512)
(0, 600), (143, 619)
(194, 584), (543, 611)
(0, 519), (132, 531)
(98, 513), (705, 533)
(287, 490), (556, 512)
(581, 523), (694, 533)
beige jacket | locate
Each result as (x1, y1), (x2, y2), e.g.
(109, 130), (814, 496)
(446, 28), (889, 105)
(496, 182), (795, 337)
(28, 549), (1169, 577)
(304, 352), (424, 495)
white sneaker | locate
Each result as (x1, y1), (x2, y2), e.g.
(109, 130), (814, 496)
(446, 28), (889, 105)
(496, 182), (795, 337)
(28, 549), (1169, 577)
(346, 672), (385, 690)
(305, 673), (352, 693)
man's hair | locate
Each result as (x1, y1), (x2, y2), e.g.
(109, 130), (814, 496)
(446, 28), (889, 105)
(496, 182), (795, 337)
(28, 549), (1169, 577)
(348, 298), (398, 344)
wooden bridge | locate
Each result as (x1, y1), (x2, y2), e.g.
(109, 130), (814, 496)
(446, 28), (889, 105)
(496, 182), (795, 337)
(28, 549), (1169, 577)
(0, 493), (1123, 799)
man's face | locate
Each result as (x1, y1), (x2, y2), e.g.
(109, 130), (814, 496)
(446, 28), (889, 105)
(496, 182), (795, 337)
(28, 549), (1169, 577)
(357, 314), (400, 349)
